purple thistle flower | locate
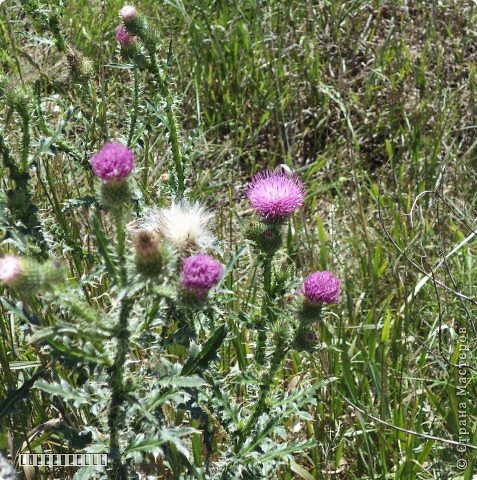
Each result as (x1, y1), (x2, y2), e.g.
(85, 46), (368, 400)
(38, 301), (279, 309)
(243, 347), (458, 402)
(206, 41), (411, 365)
(90, 142), (135, 182)
(181, 253), (224, 300)
(303, 271), (340, 304)
(247, 169), (305, 222)
(119, 5), (137, 22)
(115, 25), (136, 47)
(0, 255), (22, 285)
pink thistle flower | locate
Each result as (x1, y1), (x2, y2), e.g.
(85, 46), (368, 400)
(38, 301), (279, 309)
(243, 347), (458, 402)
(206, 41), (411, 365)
(119, 5), (137, 22)
(247, 169), (305, 222)
(303, 271), (340, 304)
(115, 25), (136, 47)
(0, 255), (22, 285)
(181, 253), (224, 300)
(90, 142), (135, 182)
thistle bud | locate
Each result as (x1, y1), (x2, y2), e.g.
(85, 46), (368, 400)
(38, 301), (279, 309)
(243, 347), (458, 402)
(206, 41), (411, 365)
(0, 255), (64, 292)
(132, 229), (162, 276)
(245, 222), (282, 254)
(119, 5), (144, 36)
(270, 319), (290, 352)
(293, 325), (319, 352)
(20, 258), (65, 291)
(273, 263), (291, 286)
(66, 47), (94, 82)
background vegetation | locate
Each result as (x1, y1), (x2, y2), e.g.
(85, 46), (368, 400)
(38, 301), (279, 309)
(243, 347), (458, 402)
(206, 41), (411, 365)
(0, 0), (476, 478)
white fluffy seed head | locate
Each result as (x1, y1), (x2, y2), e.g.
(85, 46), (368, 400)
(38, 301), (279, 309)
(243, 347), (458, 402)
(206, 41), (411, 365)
(143, 201), (215, 252)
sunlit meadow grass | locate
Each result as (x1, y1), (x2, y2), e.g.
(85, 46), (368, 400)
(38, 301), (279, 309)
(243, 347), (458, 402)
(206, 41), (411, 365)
(0, 0), (476, 479)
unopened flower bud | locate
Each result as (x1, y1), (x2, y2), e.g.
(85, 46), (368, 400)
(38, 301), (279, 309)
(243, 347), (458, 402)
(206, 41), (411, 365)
(21, 258), (65, 291)
(0, 256), (64, 292)
(270, 319), (290, 352)
(132, 229), (162, 276)
(294, 325), (319, 352)
(66, 47), (94, 82)
(119, 5), (145, 36)
(245, 221), (282, 254)
(119, 5), (137, 22)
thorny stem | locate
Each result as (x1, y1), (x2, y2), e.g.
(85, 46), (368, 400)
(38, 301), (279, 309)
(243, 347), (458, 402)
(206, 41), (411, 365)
(107, 207), (131, 479)
(20, 112), (30, 172)
(107, 297), (132, 480)
(148, 50), (185, 196)
(127, 67), (139, 147)
(125, 19), (185, 195)
(255, 253), (273, 365)
(236, 341), (287, 450)
(0, 133), (47, 257)
(113, 206), (128, 286)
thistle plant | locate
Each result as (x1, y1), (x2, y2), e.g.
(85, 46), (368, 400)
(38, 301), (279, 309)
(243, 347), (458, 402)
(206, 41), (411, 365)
(0, 4), (342, 480)
(0, 80), (47, 257)
(246, 168), (306, 364)
(295, 271), (341, 351)
(117, 4), (186, 196)
(1, 1), (475, 478)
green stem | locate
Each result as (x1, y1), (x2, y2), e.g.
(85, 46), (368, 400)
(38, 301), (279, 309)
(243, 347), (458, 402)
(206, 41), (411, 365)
(132, 23), (185, 195)
(114, 208), (127, 286)
(48, 12), (66, 53)
(107, 206), (132, 478)
(148, 53), (185, 196)
(0, 133), (47, 257)
(255, 254), (273, 365)
(35, 91), (87, 169)
(237, 343), (286, 450)
(127, 67), (139, 147)
(107, 297), (132, 480)
(165, 100), (184, 194)
(20, 112), (30, 172)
